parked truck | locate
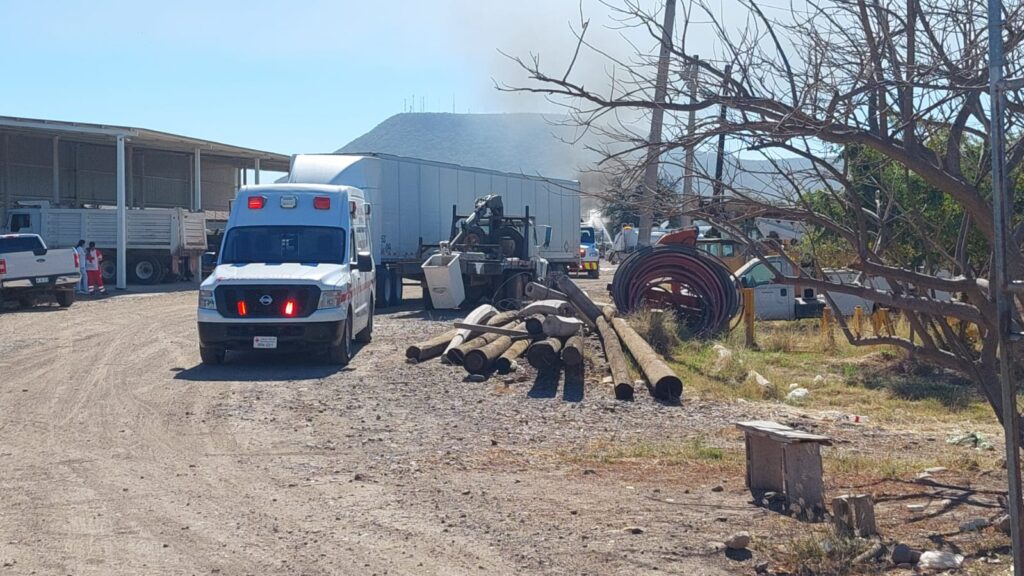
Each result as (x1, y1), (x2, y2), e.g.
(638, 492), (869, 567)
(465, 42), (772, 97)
(5, 202), (207, 284)
(284, 153), (581, 308)
(0, 233), (80, 309)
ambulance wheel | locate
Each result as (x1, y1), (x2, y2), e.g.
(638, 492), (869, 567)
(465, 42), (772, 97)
(355, 300), (374, 343)
(588, 269), (600, 279)
(200, 346), (225, 365)
(55, 290), (75, 308)
(328, 318), (353, 365)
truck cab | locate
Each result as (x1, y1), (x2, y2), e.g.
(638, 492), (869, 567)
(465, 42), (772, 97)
(576, 226), (601, 278)
(197, 185), (375, 365)
(735, 256), (822, 320)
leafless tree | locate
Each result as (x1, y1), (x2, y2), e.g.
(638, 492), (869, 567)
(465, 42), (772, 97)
(501, 0), (1024, 421)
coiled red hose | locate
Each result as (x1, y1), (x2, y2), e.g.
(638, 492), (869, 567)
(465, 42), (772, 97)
(610, 245), (740, 337)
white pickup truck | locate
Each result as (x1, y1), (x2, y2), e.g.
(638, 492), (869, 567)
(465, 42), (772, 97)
(0, 234), (80, 309)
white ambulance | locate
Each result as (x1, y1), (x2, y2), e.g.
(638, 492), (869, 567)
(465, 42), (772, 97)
(197, 185), (375, 365)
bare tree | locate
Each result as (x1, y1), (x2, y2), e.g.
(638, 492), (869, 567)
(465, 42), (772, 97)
(501, 0), (1024, 421)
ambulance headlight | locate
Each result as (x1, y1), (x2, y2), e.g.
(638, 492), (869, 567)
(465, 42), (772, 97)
(318, 290), (348, 309)
(198, 290), (216, 310)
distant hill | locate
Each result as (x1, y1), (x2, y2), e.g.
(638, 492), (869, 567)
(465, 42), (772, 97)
(338, 113), (593, 180)
(338, 112), (818, 204)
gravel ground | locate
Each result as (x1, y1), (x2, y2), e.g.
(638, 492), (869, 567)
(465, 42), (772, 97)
(0, 269), (1008, 575)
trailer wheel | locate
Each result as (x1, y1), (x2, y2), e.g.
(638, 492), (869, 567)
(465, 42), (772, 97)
(55, 290), (75, 308)
(420, 279), (434, 310)
(100, 258), (117, 283)
(327, 317), (353, 365)
(129, 256), (164, 284)
(389, 269), (403, 306)
(377, 271), (391, 308)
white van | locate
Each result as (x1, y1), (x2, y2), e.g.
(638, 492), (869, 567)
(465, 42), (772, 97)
(197, 185), (375, 365)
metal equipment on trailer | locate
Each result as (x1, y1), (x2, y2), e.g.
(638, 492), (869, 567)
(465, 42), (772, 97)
(285, 153), (581, 309)
(422, 194), (548, 309)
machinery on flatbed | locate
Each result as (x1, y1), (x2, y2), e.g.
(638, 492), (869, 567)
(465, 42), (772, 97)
(422, 195), (549, 309)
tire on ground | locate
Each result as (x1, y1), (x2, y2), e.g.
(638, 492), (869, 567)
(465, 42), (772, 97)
(129, 256), (165, 285)
(55, 290), (75, 308)
(389, 269), (403, 306)
(355, 299), (374, 343)
(199, 346), (225, 365)
(376, 270), (391, 308)
(328, 317), (353, 365)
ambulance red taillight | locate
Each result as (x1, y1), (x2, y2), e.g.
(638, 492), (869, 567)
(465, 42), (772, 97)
(283, 300), (297, 317)
(314, 196), (331, 210)
(247, 196), (266, 209)
(0, 259), (6, 275)
(237, 300), (248, 316)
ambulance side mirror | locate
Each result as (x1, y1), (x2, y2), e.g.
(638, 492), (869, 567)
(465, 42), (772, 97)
(356, 251), (374, 273)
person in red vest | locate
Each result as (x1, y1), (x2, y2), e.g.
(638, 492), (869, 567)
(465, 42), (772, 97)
(85, 242), (107, 295)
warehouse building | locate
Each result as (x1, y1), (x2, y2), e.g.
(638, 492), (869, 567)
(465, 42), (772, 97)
(0, 116), (290, 287)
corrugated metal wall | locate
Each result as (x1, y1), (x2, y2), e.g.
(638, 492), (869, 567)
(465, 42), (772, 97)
(0, 131), (239, 216)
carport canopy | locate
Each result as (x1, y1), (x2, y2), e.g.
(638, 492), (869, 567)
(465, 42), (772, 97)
(0, 115), (290, 289)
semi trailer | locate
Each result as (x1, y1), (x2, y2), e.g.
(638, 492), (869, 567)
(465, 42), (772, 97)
(284, 153), (581, 308)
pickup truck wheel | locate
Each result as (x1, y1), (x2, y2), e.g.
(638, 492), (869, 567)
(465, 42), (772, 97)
(355, 299), (374, 343)
(199, 346), (225, 365)
(55, 290), (75, 308)
(328, 318), (353, 365)
(130, 256), (164, 284)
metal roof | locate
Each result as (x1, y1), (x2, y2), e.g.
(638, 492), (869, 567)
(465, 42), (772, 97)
(0, 115), (290, 171)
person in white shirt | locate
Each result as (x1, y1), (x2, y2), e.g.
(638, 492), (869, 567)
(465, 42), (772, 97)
(74, 240), (88, 295)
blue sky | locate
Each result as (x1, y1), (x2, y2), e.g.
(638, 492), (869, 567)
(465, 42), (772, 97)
(0, 0), (613, 155)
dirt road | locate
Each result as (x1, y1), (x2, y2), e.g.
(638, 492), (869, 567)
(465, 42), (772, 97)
(0, 284), (845, 575)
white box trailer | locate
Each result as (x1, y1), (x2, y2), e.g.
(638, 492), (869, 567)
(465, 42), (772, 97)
(286, 153), (581, 307)
(5, 203), (207, 284)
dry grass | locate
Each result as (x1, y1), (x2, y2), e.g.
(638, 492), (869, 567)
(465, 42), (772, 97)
(566, 435), (743, 472)
(666, 319), (998, 429)
(625, 307), (687, 357)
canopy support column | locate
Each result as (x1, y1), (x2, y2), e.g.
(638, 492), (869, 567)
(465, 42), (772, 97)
(193, 147), (202, 211)
(116, 135), (127, 290)
(52, 136), (59, 205)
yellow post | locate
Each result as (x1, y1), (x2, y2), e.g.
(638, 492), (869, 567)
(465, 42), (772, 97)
(879, 308), (895, 336)
(742, 287), (756, 348)
(821, 307), (836, 349)
(853, 306), (863, 340)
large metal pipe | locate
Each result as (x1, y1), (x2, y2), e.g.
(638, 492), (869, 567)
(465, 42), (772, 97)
(608, 311), (682, 402)
(554, 275), (603, 324)
(597, 316), (633, 400)
(496, 338), (531, 374)
(406, 329), (459, 362)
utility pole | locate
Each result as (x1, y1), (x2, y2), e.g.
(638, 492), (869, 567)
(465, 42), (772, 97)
(711, 64), (732, 206)
(988, 0), (1024, 573)
(680, 56), (699, 229)
(638, 0), (676, 247)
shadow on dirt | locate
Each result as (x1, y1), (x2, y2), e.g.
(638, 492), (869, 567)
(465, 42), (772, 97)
(173, 349), (358, 382)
